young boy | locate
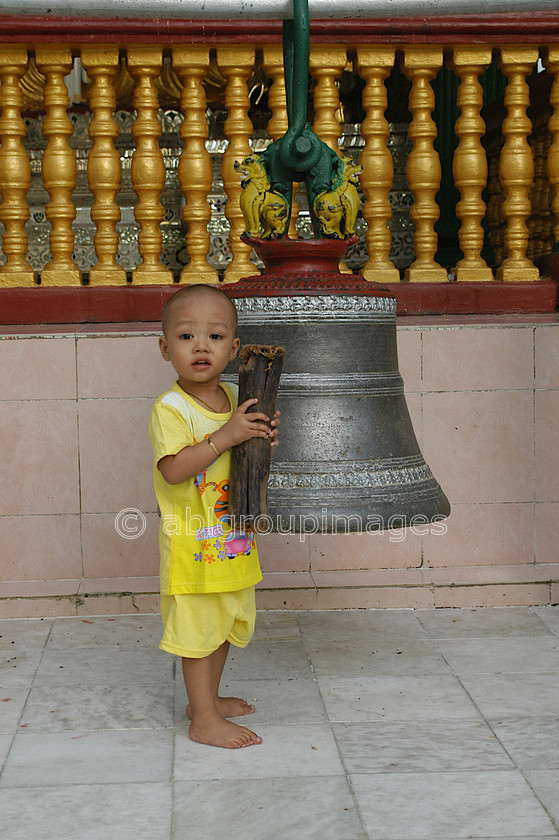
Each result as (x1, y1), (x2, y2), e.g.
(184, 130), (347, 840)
(149, 284), (279, 749)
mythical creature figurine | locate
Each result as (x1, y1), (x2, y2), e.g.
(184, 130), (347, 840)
(234, 155), (289, 239)
(313, 155), (362, 239)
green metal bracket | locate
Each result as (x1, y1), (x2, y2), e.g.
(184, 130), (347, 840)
(235, 0), (361, 241)
(261, 0), (340, 235)
(280, 0), (319, 172)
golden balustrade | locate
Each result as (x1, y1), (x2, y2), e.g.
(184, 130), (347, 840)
(528, 124), (550, 261)
(309, 45), (352, 272)
(451, 48), (493, 282)
(36, 48), (81, 286)
(485, 136), (506, 267)
(81, 47), (126, 285)
(545, 47), (559, 256)
(0, 49), (34, 286)
(127, 47), (173, 284)
(356, 47), (399, 284)
(217, 46), (257, 283)
(0, 41), (557, 289)
(403, 47), (448, 283)
(496, 47), (540, 282)
(309, 46), (347, 154)
(173, 46), (218, 284)
(538, 129), (554, 257)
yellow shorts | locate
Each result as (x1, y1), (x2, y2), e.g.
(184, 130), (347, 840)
(159, 587), (256, 659)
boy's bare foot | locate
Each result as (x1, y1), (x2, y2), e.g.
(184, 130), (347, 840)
(186, 696), (255, 719)
(189, 715), (262, 749)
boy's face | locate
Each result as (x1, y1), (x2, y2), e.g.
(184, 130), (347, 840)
(159, 292), (240, 390)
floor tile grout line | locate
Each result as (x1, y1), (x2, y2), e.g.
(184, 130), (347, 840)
(0, 727), (19, 781)
(0, 779), (174, 792)
(295, 613), (371, 840)
(431, 632), (559, 838)
(530, 605), (559, 637)
(430, 636), (538, 752)
(14, 725), (176, 736)
(415, 606), (556, 642)
(522, 772), (559, 838)
(4, 617), (57, 757)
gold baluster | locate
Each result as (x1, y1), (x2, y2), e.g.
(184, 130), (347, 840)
(539, 129), (554, 255)
(526, 132), (536, 262)
(262, 45), (298, 239)
(172, 47), (217, 284)
(309, 46), (347, 154)
(263, 46), (288, 141)
(545, 47), (559, 254)
(356, 47), (399, 283)
(528, 128), (546, 261)
(403, 47), (447, 283)
(20, 56), (46, 111)
(127, 47), (173, 285)
(0, 48), (34, 286)
(309, 46), (352, 271)
(81, 47), (126, 285)
(36, 48), (81, 286)
(496, 46), (540, 282)
(486, 136), (505, 266)
(217, 46), (256, 283)
(451, 47), (493, 282)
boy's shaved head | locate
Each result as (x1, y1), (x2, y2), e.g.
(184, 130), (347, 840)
(161, 284), (238, 336)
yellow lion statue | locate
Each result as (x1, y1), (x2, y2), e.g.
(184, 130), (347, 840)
(234, 154), (289, 239)
(313, 155), (362, 239)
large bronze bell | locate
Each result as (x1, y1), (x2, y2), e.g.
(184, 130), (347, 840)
(225, 281), (450, 534)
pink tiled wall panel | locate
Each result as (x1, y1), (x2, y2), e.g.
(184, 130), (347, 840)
(78, 397), (155, 514)
(77, 334), (175, 399)
(0, 400), (80, 516)
(423, 390), (534, 504)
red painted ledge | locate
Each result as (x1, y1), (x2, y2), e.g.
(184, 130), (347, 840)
(387, 280), (559, 316)
(0, 281), (556, 325)
(0, 11), (559, 44)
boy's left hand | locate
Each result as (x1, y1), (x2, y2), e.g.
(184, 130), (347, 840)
(270, 409), (281, 449)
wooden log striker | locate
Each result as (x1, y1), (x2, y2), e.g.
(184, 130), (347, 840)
(229, 344), (285, 529)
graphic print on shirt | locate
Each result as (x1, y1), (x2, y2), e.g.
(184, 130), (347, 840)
(193, 436), (253, 562)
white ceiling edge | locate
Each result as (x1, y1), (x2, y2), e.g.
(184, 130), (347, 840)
(1, 0), (556, 20)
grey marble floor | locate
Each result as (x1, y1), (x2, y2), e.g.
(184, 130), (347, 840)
(1, 606), (559, 840)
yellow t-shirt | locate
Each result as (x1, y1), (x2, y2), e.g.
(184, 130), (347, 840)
(148, 381), (262, 595)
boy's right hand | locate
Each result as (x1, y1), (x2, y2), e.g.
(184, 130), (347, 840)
(217, 398), (272, 449)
